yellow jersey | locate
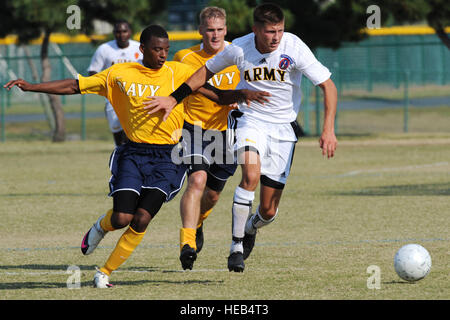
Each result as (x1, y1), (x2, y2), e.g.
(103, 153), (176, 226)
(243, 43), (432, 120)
(78, 62), (195, 144)
(173, 43), (240, 131)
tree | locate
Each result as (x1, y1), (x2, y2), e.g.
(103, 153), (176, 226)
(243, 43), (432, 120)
(373, 0), (450, 49)
(209, 0), (253, 40)
(208, 0), (450, 50)
(209, 0), (294, 41)
(0, 0), (162, 142)
(78, 0), (166, 36)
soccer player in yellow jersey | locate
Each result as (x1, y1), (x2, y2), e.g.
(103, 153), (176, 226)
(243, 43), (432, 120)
(172, 7), (241, 270)
(4, 24), (269, 287)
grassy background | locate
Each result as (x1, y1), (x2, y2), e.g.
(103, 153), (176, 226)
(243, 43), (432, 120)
(2, 84), (449, 142)
(0, 134), (449, 300)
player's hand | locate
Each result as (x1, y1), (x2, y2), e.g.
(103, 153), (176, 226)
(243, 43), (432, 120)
(240, 89), (271, 106)
(143, 96), (178, 121)
(319, 131), (337, 158)
(3, 79), (33, 91)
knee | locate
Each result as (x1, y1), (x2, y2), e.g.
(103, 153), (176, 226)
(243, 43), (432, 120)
(204, 189), (220, 206)
(111, 212), (133, 229)
(130, 208), (152, 233)
(258, 205), (278, 220)
(187, 171), (208, 192)
(240, 171), (259, 190)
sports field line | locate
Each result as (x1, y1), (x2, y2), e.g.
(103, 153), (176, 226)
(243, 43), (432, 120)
(332, 161), (449, 178)
(1, 237), (448, 253)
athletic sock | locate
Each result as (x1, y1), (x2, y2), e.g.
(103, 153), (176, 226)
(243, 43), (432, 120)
(100, 226), (145, 276)
(245, 206), (277, 235)
(99, 209), (116, 232)
(180, 227), (197, 251)
(197, 208), (213, 229)
(230, 186), (254, 253)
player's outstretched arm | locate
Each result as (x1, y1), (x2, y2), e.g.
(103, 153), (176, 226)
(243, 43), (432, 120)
(197, 84), (271, 106)
(318, 78), (338, 158)
(3, 79), (80, 95)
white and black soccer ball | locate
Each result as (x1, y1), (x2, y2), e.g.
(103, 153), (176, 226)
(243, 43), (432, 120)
(394, 244), (432, 282)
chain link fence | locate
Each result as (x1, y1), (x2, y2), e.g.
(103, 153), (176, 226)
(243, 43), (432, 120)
(1, 32), (449, 141)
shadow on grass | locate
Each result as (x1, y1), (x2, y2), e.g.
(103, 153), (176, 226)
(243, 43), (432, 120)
(0, 279), (221, 290)
(0, 264), (97, 271)
(0, 264), (163, 273)
(383, 280), (417, 285)
(334, 182), (450, 196)
(0, 264), (224, 290)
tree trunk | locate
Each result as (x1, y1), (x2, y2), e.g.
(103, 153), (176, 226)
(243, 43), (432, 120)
(41, 29), (65, 142)
(433, 24), (450, 50)
(23, 45), (55, 131)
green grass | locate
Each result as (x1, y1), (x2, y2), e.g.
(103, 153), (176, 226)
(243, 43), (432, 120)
(334, 105), (450, 135)
(298, 105), (450, 137)
(0, 136), (449, 300)
(3, 117), (112, 142)
(2, 94), (105, 115)
(339, 84), (450, 101)
(3, 104), (450, 143)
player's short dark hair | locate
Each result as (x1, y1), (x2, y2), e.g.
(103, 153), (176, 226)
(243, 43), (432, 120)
(253, 3), (284, 25)
(140, 25), (169, 45)
(113, 19), (132, 31)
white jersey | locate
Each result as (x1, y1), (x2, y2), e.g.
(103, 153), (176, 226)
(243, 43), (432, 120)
(87, 40), (143, 73)
(206, 32), (331, 124)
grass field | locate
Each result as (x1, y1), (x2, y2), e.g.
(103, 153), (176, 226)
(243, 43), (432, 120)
(0, 133), (449, 301)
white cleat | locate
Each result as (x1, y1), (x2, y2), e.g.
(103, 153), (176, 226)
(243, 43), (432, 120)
(93, 268), (113, 288)
(81, 214), (107, 255)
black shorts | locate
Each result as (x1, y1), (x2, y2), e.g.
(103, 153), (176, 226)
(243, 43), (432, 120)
(180, 121), (237, 191)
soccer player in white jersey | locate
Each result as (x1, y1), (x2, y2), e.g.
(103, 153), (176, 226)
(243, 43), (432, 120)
(88, 20), (143, 146)
(144, 3), (338, 272)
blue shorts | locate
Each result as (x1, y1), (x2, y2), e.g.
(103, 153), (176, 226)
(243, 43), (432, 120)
(181, 121), (237, 182)
(108, 141), (187, 202)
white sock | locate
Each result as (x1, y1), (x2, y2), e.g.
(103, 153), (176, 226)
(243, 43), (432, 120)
(245, 206), (277, 235)
(230, 186), (254, 253)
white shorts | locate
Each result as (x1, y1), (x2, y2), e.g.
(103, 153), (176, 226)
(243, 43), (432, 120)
(105, 100), (123, 133)
(231, 113), (297, 185)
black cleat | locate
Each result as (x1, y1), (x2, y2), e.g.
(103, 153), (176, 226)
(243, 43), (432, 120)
(227, 252), (245, 272)
(195, 224), (204, 253)
(180, 244), (197, 270)
(243, 232), (256, 260)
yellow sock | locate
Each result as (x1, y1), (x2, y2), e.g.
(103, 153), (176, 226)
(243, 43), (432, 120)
(100, 209), (116, 232)
(197, 208), (213, 229)
(180, 227), (196, 251)
(100, 226), (145, 276)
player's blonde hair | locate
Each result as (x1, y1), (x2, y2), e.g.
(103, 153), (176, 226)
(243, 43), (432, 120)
(199, 6), (226, 26)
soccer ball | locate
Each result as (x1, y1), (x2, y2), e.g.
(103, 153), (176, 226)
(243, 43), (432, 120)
(394, 244), (432, 282)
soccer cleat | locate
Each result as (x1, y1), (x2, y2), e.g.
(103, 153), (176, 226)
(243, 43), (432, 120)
(243, 231), (256, 260)
(81, 214), (107, 255)
(93, 268), (113, 288)
(180, 244), (197, 270)
(195, 224), (204, 253)
(243, 213), (257, 260)
(227, 251), (245, 272)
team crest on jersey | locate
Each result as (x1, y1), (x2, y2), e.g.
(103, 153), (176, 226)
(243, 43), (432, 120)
(279, 54), (293, 70)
